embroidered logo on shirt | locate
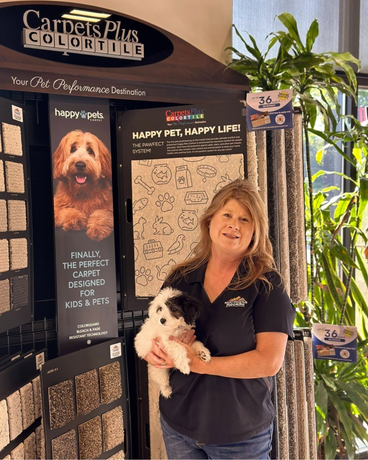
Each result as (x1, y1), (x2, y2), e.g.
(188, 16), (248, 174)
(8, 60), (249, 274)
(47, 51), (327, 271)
(225, 296), (247, 308)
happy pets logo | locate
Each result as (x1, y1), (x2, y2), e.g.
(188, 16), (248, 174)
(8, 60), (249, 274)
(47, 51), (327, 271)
(54, 107), (104, 122)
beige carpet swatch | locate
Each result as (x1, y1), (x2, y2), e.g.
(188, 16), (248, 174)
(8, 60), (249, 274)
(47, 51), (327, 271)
(35, 423), (45, 460)
(295, 338), (310, 460)
(0, 399), (10, 451)
(255, 130), (268, 208)
(0, 160), (5, 192)
(285, 341), (299, 459)
(0, 278), (10, 314)
(275, 130), (290, 294)
(11, 442), (24, 460)
(285, 126), (302, 304)
(0, 239), (9, 273)
(0, 199), (7, 232)
(20, 383), (35, 430)
(246, 130), (258, 186)
(304, 335), (317, 459)
(2, 123), (23, 157)
(148, 376), (167, 460)
(24, 432), (36, 460)
(10, 238), (28, 270)
(276, 363), (289, 459)
(7, 390), (22, 441)
(8, 200), (27, 232)
(5, 161), (25, 194)
(293, 113), (308, 301)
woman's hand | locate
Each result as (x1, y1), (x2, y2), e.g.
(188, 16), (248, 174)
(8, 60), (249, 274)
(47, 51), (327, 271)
(145, 329), (197, 369)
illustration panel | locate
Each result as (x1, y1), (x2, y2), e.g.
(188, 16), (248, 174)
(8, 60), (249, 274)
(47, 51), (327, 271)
(132, 154), (244, 297)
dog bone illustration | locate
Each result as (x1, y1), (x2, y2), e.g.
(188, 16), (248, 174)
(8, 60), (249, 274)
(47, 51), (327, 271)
(134, 175), (155, 195)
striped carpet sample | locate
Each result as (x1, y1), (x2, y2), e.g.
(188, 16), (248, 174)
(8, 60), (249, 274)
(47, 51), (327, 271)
(2, 123), (23, 157)
(0, 278), (10, 314)
(10, 238), (28, 270)
(255, 130), (267, 208)
(0, 238), (9, 273)
(5, 161), (25, 194)
(0, 199), (7, 232)
(246, 130), (257, 186)
(8, 200), (27, 232)
(0, 160), (5, 192)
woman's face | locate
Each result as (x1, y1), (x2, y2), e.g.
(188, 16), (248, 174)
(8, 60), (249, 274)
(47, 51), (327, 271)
(209, 199), (254, 261)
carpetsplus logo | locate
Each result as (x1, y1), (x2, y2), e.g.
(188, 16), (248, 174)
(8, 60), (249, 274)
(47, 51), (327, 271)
(54, 108), (104, 121)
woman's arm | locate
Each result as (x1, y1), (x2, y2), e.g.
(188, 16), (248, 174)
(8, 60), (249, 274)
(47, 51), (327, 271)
(158, 331), (288, 378)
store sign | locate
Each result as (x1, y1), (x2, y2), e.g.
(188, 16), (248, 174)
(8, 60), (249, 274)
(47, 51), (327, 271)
(0, 4), (173, 67)
(49, 95), (118, 355)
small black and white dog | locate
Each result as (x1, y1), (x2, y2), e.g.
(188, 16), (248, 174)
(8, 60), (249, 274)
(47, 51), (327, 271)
(134, 287), (211, 398)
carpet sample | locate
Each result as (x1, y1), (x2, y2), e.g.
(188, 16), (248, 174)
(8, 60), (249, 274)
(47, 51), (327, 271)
(284, 341), (298, 460)
(5, 161), (25, 194)
(48, 380), (75, 430)
(99, 361), (122, 405)
(0, 239), (9, 273)
(78, 416), (102, 460)
(10, 238), (28, 270)
(23, 432), (36, 460)
(276, 363), (289, 459)
(11, 275), (28, 309)
(0, 161), (5, 192)
(294, 339), (310, 460)
(51, 429), (78, 460)
(20, 382), (35, 430)
(10, 442), (24, 459)
(0, 399), (10, 451)
(0, 278), (10, 314)
(102, 405), (124, 452)
(0, 199), (7, 232)
(6, 391), (22, 441)
(75, 369), (100, 416)
(8, 200), (27, 232)
(2, 123), (23, 157)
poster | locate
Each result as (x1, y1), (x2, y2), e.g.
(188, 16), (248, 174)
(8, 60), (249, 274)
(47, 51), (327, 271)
(49, 95), (117, 355)
(312, 323), (357, 362)
(246, 89), (293, 131)
(119, 102), (247, 306)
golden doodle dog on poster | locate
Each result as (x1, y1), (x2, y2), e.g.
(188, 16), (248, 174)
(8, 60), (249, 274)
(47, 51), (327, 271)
(53, 130), (114, 241)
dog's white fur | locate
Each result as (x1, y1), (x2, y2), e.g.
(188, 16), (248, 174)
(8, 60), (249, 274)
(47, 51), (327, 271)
(134, 287), (211, 398)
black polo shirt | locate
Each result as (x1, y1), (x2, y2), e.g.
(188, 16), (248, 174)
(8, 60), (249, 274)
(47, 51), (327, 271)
(159, 263), (295, 444)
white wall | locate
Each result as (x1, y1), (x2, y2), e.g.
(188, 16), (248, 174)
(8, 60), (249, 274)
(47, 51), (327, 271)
(1, 0), (233, 63)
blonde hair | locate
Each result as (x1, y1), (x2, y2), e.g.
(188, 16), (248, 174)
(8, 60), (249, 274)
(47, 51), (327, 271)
(167, 179), (278, 290)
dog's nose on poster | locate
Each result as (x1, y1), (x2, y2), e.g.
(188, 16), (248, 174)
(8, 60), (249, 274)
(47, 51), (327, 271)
(75, 161), (86, 171)
(160, 318), (166, 325)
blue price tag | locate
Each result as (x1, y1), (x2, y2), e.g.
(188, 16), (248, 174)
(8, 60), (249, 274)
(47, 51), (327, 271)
(312, 324), (357, 362)
(246, 89), (293, 132)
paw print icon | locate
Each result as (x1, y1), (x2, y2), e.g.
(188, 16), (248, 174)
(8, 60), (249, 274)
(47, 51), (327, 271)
(156, 193), (175, 212)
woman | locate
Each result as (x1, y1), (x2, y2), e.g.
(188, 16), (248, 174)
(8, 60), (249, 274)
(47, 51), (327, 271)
(145, 179), (295, 459)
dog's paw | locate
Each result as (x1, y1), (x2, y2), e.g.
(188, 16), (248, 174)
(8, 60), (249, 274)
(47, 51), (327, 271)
(57, 209), (87, 231)
(86, 211), (113, 241)
(161, 385), (172, 398)
(197, 348), (211, 362)
(178, 362), (190, 374)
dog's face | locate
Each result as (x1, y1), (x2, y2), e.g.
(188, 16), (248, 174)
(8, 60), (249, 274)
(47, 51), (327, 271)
(53, 130), (112, 188)
(148, 287), (201, 329)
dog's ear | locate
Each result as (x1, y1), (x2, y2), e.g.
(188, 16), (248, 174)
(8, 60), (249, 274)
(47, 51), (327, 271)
(178, 294), (201, 325)
(53, 132), (70, 180)
(96, 136), (112, 181)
